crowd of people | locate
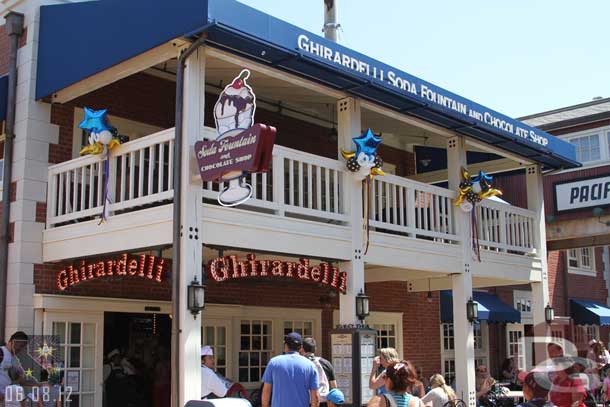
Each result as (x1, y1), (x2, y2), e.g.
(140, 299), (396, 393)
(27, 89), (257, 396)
(5, 329), (610, 407)
(471, 339), (610, 407)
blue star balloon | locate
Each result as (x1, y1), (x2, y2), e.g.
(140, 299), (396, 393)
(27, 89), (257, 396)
(79, 107), (112, 133)
(471, 170), (493, 184)
(352, 128), (382, 158)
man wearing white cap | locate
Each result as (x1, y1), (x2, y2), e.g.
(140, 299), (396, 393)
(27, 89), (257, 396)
(201, 345), (228, 399)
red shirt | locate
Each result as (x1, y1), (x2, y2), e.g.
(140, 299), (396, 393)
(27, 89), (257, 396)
(549, 376), (586, 407)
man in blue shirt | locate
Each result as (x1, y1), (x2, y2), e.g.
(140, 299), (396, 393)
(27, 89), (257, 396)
(262, 332), (319, 407)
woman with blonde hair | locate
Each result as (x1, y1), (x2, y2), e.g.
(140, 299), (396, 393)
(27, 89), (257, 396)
(421, 374), (456, 407)
(370, 348), (400, 395)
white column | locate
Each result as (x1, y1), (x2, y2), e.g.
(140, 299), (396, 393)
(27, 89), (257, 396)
(447, 136), (476, 407)
(338, 97), (365, 324)
(178, 47), (204, 405)
(5, 3), (58, 337)
(526, 165), (551, 363)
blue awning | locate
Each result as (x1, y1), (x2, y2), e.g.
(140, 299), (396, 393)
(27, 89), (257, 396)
(440, 291), (521, 323)
(570, 299), (610, 326)
(0, 75), (8, 121)
(36, 0), (579, 170)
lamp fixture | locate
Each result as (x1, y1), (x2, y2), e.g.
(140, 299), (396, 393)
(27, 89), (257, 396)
(545, 304), (555, 324)
(466, 298), (478, 323)
(355, 289), (370, 322)
(427, 279), (433, 303)
(187, 276), (206, 318)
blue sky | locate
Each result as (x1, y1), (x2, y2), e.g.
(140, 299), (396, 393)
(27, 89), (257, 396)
(237, 0), (609, 118)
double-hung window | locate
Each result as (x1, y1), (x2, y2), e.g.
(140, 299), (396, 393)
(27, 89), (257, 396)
(569, 133), (601, 163)
(567, 247), (595, 276)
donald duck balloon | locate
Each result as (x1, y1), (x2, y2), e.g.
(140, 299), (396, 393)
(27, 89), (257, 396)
(79, 108), (120, 155)
(341, 128), (384, 180)
(79, 108), (121, 224)
(454, 168), (502, 212)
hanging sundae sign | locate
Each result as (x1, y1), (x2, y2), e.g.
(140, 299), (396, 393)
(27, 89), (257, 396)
(195, 69), (277, 206)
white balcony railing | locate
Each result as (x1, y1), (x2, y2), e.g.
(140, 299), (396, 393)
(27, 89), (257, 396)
(47, 128), (174, 227)
(368, 174), (458, 242)
(46, 127), (537, 256)
(476, 199), (536, 254)
(203, 145), (348, 223)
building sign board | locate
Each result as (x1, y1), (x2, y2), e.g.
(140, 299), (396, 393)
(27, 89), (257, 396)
(207, 253), (347, 293)
(56, 253), (169, 291)
(296, 34), (550, 149)
(554, 175), (610, 213)
(194, 69), (277, 206)
(195, 123), (275, 182)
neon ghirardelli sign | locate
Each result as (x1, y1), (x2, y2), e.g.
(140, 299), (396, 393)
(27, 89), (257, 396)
(207, 254), (347, 294)
(56, 253), (169, 291)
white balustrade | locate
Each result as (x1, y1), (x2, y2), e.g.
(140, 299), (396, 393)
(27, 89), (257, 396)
(202, 145), (347, 223)
(368, 173), (459, 242)
(476, 199), (536, 254)
(45, 127), (537, 259)
(47, 128), (175, 227)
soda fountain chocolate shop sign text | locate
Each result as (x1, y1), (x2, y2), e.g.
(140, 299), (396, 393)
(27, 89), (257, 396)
(195, 123), (276, 182)
(207, 254), (347, 293)
(296, 34), (549, 148)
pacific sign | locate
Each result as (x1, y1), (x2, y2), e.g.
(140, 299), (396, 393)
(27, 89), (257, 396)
(56, 253), (169, 291)
(296, 34), (549, 148)
(554, 175), (610, 213)
(207, 253), (347, 294)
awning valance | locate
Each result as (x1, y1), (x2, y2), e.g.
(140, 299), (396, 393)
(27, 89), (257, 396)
(440, 291), (521, 323)
(570, 299), (610, 326)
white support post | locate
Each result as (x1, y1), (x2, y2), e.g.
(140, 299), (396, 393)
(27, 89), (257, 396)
(179, 47), (205, 405)
(447, 136), (476, 407)
(338, 97), (365, 325)
(526, 165), (551, 363)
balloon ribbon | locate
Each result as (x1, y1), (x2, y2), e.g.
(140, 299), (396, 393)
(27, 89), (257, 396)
(363, 177), (371, 255)
(471, 209), (481, 262)
(99, 148), (110, 225)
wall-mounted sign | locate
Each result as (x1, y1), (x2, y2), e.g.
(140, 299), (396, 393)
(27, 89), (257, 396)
(194, 69), (276, 207)
(554, 175), (610, 213)
(195, 123), (275, 182)
(207, 253), (347, 293)
(56, 253), (169, 291)
(295, 34), (553, 150)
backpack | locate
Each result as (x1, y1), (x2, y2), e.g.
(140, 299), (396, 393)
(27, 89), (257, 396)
(311, 356), (330, 401)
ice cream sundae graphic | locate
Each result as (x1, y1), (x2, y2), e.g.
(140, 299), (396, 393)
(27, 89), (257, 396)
(213, 69), (258, 206)
(214, 69), (256, 138)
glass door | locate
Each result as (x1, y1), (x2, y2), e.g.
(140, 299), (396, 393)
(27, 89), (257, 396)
(44, 312), (103, 407)
(506, 323), (526, 370)
(202, 320), (232, 380)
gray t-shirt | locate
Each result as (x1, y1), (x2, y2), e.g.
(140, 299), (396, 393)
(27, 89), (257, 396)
(0, 347), (23, 395)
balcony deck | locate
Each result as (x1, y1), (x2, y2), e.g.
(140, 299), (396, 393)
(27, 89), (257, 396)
(43, 128), (541, 285)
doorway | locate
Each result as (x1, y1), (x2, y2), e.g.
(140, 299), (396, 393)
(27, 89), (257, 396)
(103, 312), (171, 407)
